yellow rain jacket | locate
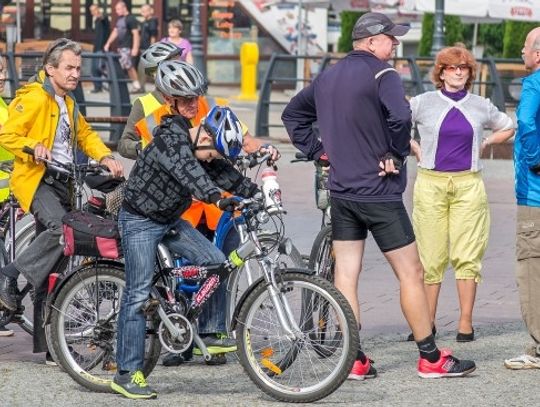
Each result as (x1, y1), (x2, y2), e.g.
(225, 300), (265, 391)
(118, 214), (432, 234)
(0, 71), (112, 211)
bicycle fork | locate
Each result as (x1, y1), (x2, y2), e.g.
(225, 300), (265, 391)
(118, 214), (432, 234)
(261, 260), (303, 340)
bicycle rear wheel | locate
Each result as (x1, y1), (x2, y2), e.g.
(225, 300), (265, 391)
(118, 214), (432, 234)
(235, 271), (358, 403)
(308, 225), (334, 282)
(49, 263), (161, 393)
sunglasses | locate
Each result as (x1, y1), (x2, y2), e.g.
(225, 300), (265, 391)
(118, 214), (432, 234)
(444, 64), (470, 72)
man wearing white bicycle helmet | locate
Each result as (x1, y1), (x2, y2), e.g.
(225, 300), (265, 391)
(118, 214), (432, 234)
(112, 62), (259, 399)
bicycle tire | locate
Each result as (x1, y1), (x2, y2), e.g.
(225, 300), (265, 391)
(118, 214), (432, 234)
(0, 239), (12, 327)
(3, 215), (36, 335)
(235, 271), (358, 403)
(308, 225), (334, 282)
(49, 264), (161, 393)
(226, 232), (304, 333)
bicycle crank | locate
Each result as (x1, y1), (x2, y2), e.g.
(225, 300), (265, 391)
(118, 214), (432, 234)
(157, 312), (193, 354)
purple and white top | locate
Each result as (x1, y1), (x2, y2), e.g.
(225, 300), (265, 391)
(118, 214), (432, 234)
(411, 89), (514, 172)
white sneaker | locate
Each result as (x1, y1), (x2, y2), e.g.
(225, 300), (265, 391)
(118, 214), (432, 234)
(0, 326), (13, 337)
(504, 354), (540, 370)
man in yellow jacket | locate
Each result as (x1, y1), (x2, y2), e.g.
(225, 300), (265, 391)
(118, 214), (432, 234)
(0, 38), (123, 361)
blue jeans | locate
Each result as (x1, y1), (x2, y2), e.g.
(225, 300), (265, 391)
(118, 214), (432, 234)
(116, 208), (226, 372)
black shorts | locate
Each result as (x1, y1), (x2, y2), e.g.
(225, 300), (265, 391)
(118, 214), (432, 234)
(330, 197), (415, 252)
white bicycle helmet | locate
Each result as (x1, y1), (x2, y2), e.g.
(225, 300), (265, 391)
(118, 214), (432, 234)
(140, 42), (182, 75)
(203, 106), (243, 160)
(155, 60), (208, 97)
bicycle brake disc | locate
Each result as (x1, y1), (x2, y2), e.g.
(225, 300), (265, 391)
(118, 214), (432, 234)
(158, 313), (193, 354)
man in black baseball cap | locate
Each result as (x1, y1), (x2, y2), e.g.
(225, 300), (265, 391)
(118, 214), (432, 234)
(282, 8), (477, 383)
(352, 12), (410, 40)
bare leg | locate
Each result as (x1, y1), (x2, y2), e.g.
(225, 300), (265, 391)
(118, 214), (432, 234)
(424, 283), (441, 327)
(333, 240), (364, 326)
(384, 242), (432, 341)
(127, 67), (138, 82)
(456, 279), (476, 333)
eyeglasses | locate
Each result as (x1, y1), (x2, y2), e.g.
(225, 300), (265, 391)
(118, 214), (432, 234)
(444, 64), (470, 72)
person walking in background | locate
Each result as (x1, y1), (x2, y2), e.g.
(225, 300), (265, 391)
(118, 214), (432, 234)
(89, 4), (110, 93)
(137, 4), (158, 93)
(505, 26), (540, 370)
(282, 12), (476, 380)
(103, 1), (141, 93)
(161, 19), (193, 64)
(0, 55), (14, 338)
(408, 46), (514, 344)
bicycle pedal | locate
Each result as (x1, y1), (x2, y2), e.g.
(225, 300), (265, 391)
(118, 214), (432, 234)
(142, 298), (160, 315)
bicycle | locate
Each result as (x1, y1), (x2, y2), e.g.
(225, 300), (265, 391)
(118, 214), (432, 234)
(291, 152), (334, 284)
(0, 164), (34, 335)
(48, 183), (359, 402)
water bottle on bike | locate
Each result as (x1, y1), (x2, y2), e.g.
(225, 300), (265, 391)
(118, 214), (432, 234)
(261, 167), (283, 214)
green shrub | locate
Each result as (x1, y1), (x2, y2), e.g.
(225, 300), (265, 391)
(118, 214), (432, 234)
(337, 11), (364, 53)
(418, 13), (466, 56)
(503, 21), (537, 58)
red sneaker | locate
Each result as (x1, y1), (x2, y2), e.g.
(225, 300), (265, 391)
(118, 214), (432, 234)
(347, 358), (377, 381)
(418, 349), (476, 378)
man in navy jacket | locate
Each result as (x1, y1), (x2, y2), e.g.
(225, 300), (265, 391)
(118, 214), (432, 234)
(282, 12), (476, 380)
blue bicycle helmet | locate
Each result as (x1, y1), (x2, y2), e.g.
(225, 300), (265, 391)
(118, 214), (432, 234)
(202, 106), (243, 160)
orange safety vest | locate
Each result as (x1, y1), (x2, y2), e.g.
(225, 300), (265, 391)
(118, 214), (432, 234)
(134, 96), (225, 230)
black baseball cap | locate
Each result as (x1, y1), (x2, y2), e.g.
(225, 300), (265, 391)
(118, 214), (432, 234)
(352, 12), (410, 40)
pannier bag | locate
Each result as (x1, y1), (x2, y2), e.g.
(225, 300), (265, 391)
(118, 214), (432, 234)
(62, 210), (122, 259)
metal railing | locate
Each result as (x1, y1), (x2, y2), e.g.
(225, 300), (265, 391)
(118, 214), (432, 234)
(2, 51), (132, 145)
(255, 53), (525, 138)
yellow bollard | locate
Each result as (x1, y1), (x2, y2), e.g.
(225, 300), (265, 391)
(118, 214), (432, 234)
(237, 42), (259, 101)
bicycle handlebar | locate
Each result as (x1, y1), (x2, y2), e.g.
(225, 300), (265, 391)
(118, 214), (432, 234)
(22, 146), (108, 177)
(291, 152), (310, 163)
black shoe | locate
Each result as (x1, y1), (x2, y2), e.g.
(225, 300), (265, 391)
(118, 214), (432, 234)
(456, 328), (474, 342)
(162, 352), (193, 366)
(407, 325), (436, 342)
(205, 353), (227, 365)
(0, 273), (17, 311)
(111, 370), (157, 399)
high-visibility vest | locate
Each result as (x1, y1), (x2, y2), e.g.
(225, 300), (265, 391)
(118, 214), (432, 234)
(138, 92), (163, 117)
(134, 96), (229, 230)
(135, 96), (220, 149)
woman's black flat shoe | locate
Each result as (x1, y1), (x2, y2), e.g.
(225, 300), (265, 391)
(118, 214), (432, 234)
(456, 328), (475, 342)
(406, 325), (436, 342)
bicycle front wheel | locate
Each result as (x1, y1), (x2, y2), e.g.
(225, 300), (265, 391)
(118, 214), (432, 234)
(49, 264), (161, 393)
(227, 231), (304, 332)
(236, 271), (358, 403)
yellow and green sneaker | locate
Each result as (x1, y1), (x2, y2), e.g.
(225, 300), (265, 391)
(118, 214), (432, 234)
(193, 333), (237, 355)
(111, 370), (157, 400)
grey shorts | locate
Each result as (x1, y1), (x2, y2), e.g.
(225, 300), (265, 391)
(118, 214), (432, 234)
(118, 48), (134, 70)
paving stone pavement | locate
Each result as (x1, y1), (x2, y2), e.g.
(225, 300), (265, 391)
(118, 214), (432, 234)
(1, 88), (538, 406)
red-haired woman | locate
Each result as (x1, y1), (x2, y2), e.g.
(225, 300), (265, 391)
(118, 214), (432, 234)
(409, 46), (514, 342)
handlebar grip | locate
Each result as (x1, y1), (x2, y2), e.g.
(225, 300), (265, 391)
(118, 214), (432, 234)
(23, 146), (35, 156)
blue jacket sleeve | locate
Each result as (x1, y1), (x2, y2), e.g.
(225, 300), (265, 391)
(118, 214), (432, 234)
(281, 84), (324, 161)
(517, 76), (540, 168)
(378, 71), (412, 158)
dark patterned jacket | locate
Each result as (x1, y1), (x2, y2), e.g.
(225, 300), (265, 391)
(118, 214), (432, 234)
(123, 115), (258, 224)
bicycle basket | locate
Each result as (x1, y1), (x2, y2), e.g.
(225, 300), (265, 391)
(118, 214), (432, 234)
(62, 210), (122, 259)
(105, 181), (126, 218)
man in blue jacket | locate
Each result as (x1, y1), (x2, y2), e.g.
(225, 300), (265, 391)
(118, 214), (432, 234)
(505, 26), (540, 370)
(282, 12), (475, 380)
